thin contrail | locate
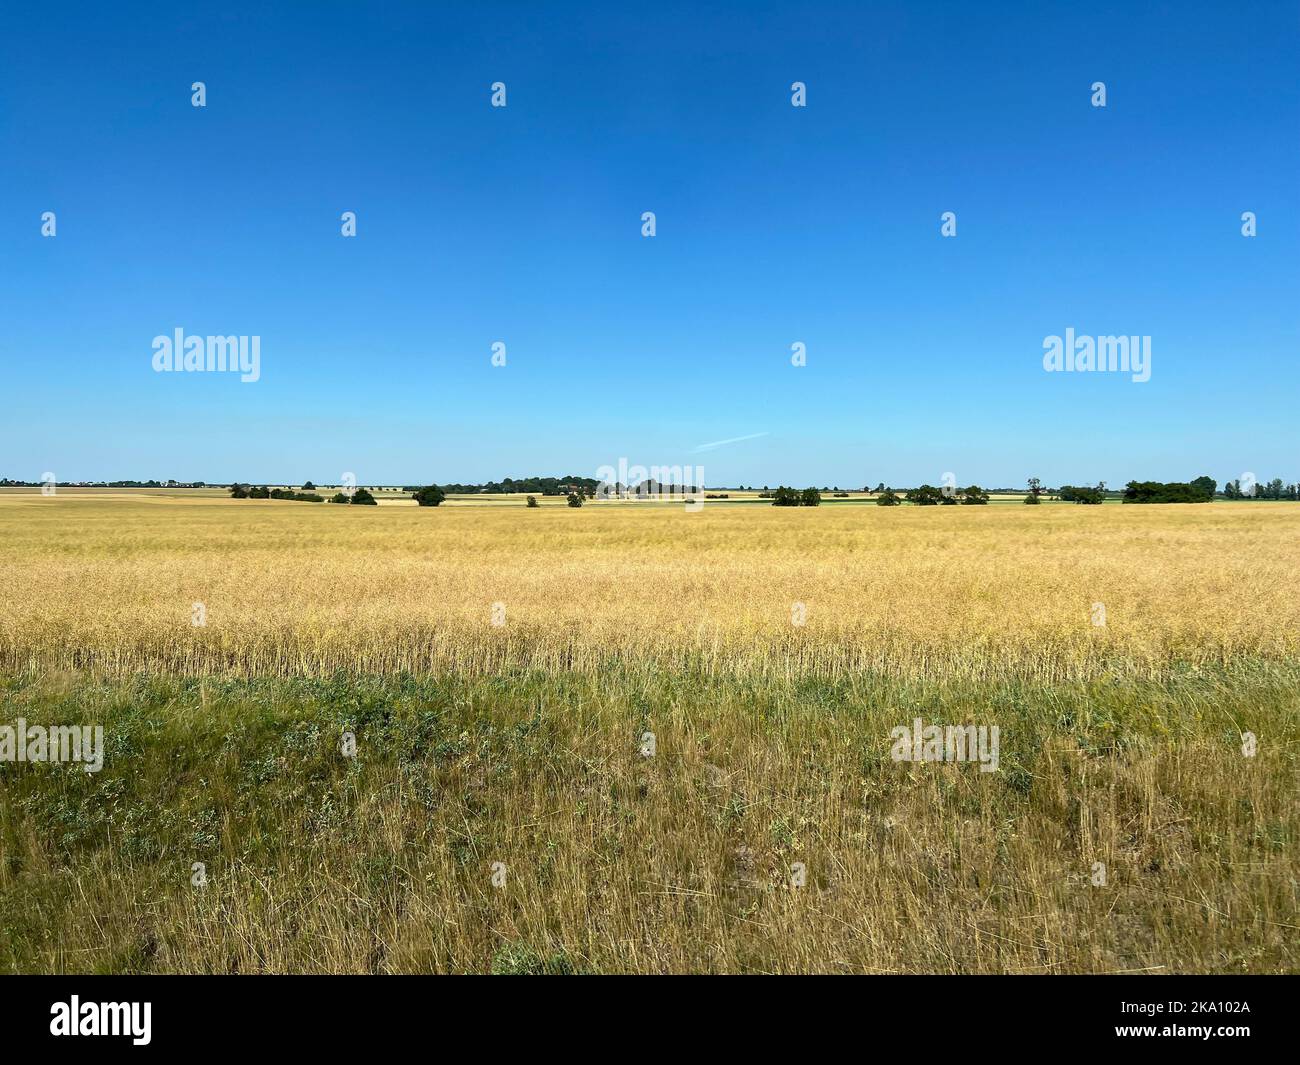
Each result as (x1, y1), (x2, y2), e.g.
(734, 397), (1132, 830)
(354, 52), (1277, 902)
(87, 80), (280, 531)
(691, 431), (769, 453)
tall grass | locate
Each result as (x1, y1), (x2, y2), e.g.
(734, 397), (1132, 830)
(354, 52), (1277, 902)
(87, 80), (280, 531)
(1, 668), (1294, 974)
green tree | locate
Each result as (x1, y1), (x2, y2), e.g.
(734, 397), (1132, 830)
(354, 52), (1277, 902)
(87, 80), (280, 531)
(526, 495), (539, 508)
(412, 484), (446, 507)
(905, 485), (943, 506)
(801, 487), (822, 507)
(959, 485), (989, 505)
(351, 488), (378, 505)
(876, 488), (900, 506)
(567, 492), (584, 508)
(1059, 484), (1105, 504)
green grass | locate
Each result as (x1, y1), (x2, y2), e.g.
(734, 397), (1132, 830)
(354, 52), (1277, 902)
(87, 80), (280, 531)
(2, 665), (1295, 973)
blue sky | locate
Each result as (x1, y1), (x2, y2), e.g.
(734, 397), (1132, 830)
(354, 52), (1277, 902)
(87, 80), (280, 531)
(2, 1), (1296, 488)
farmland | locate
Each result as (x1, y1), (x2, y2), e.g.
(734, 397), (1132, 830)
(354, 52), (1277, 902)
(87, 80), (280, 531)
(0, 492), (1296, 973)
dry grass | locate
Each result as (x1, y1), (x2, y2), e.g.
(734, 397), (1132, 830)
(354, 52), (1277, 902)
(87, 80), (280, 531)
(1, 493), (1296, 681)
(2, 670), (1296, 974)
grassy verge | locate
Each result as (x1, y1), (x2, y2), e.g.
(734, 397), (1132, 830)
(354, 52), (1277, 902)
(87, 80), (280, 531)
(1, 666), (1295, 973)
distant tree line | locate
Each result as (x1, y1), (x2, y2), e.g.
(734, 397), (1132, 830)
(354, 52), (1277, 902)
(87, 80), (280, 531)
(401, 476), (602, 496)
(229, 484), (325, 503)
(1122, 477), (1215, 504)
(901, 485), (989, 505)
(1058, 484), (1106, 504)
(0, 478), (207, 488)
(770, 486), (822, 506)
(1223, 478), (1300, 500)
(229, 484), (376, 504)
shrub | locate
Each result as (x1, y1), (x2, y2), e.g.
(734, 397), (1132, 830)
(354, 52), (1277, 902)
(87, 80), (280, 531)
(960, 485), (989, 505)
(412, 485), (446, 507)
(1024, 492), (1041, 504)
(566, 492), (584, 508)
(229, 484), (249, 499)
(351, 488), (378, 505)
(489, 941), (576, 976)
(526, 495), (539, 508)
(249, 486), (270, 499)
(330, 492), (350, 504)
(876, 489), (900, 506)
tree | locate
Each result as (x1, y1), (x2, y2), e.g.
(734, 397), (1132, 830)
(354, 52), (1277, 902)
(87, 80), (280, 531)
(249, 485), (269, 499)
(1059, 483), (1105, 504)
(1027, 477), (1043, 502)
(771, 486), (802, 506)
(960, 485), (989, 505)
(1190, 476), (1216, 501)
(412, 484), (446, 507)
(330, 492), (350, 504)
(1123, 481), (1212, 504)
(801, 487), (822, 507)
(876, 489), (900, 506)
(526, 495), (539, 508)
(351, 488), (378, 505)
(567, 492), (584, 507)
(229, 483), (249, 499)
(302, 481), (316, 491)
(905, 485), (943, 506)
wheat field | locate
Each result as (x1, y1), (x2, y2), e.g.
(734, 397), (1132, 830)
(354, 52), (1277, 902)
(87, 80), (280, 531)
(1, 492), (1296, 680)
(1, 492), (1296, 973)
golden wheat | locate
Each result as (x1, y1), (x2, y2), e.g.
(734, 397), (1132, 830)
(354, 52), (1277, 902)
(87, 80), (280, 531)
(0, 493), (1295, 680)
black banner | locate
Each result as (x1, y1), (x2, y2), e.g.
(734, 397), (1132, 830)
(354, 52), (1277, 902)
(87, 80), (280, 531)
(2, 975), (1291, 1052)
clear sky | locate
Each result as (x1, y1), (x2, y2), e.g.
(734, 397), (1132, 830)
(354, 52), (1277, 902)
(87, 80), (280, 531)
(2, 1), (1296, 489)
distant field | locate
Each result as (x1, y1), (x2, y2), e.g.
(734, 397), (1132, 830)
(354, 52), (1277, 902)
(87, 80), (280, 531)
(1, 492), (1295, 973)
(0, 486), (1096, 507)
(0, 492), (1296, 679)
